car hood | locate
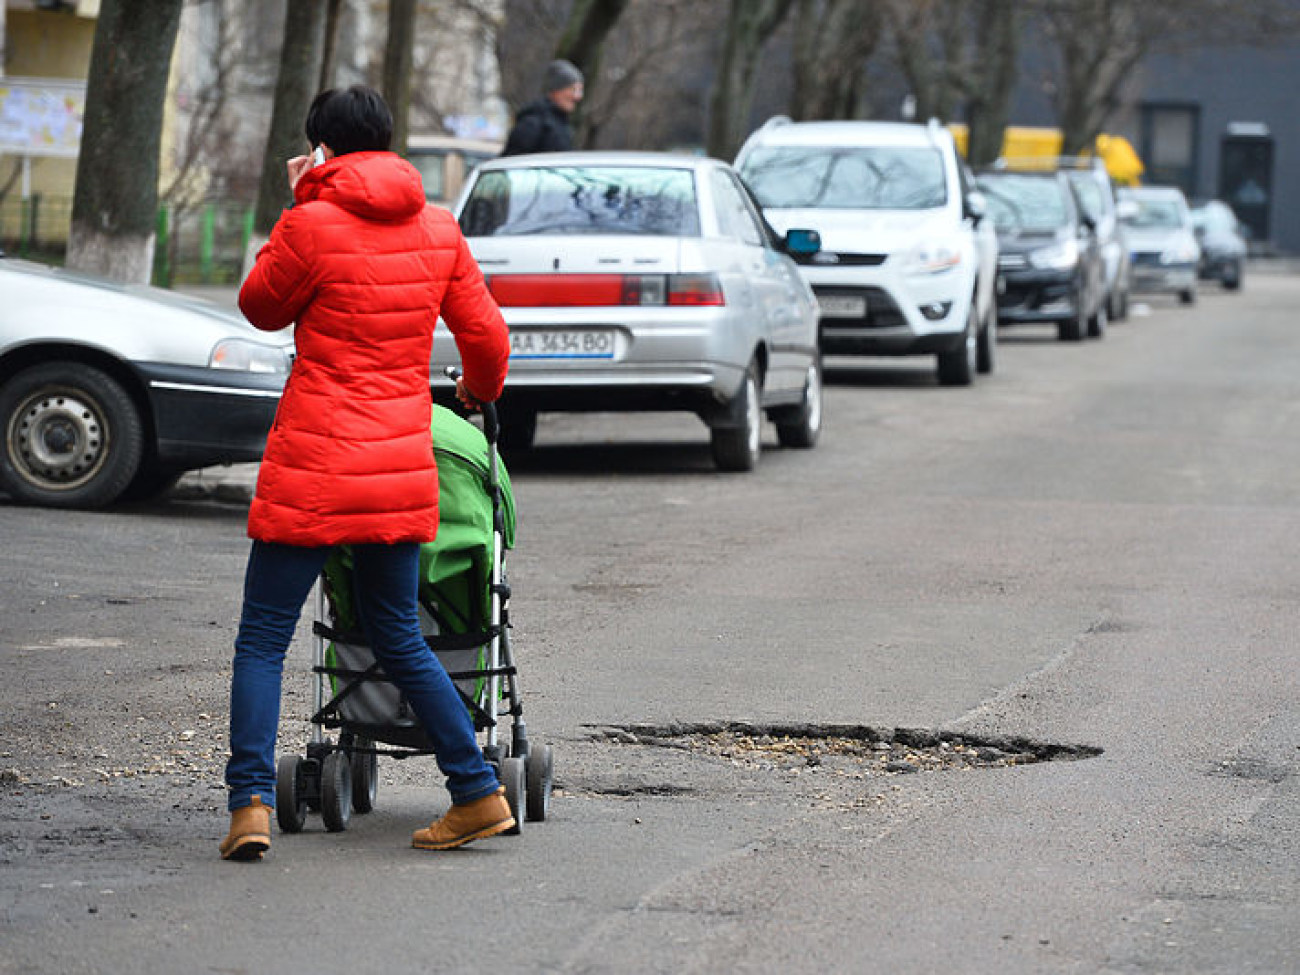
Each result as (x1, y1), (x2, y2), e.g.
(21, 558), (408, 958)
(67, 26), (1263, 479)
(1124, 227), (1196, 252)
(760, 207), (952, 255)
(0, 259), (292, 368)
(994, 227), (1068, 255)
(466, 235), (684, 274)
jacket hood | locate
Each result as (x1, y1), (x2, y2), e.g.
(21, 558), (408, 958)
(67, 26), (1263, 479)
(294, 151), (427, 221)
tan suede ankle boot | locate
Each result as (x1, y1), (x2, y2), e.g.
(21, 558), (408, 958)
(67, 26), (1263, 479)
(412, 787), (515, 850)
(220, 795), (271, 861)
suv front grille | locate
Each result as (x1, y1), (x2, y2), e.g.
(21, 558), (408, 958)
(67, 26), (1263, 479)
(794, 251), (888, 267)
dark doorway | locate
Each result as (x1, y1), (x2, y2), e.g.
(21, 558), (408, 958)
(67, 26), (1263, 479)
(1219, 129), (1273, 246)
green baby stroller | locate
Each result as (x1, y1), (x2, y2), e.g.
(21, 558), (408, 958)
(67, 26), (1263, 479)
(274, 397), (553, 835)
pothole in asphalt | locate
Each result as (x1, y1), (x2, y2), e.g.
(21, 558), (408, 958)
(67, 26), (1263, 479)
(589, 721), (1102, 776)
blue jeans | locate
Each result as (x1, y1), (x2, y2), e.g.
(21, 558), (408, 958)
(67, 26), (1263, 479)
(226, 540), (501, 812)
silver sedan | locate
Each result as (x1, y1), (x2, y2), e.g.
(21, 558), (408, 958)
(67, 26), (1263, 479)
(437, 151), (824, 471)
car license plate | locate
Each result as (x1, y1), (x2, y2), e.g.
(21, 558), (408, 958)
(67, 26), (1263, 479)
(510, 329), (614, 359)
(816, 294), (867, 319)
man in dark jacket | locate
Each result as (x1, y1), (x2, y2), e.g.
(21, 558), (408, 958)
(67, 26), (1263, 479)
(501, 59), (584, 156)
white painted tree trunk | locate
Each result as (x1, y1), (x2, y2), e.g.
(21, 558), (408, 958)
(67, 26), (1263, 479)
(65, 229), (156, 285)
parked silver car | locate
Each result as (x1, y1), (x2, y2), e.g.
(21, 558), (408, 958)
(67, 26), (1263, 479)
(1118, 186), (1201, 305)
(0, 258), (291, 508)
(441, 152), (824, 471)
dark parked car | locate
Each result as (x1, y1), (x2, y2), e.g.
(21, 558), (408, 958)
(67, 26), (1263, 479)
(0, 258), (291, 509)
(1191, 199), (1247, 291)
(976, 169), (1107, 341)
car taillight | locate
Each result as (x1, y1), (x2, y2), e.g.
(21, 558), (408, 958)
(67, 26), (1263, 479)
(667, 273), (724, 306)
(486, 273), (724, 307)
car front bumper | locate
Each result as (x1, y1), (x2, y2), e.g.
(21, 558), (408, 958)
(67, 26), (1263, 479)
(1129, 256), (1197, 294)
(136, 363), (284, 467)
(795, 261), (971, 357)
(995, 267), (1080, 324)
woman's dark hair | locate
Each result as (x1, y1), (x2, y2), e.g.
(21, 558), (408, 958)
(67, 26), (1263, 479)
(304, 85), (393, 156)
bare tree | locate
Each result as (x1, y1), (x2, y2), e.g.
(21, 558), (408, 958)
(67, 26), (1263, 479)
(383, 0), (419, 155)
(707, 0), (794, 160)
(1039, 0), (1300, 154)
(884, 0), (968, 124)
(66, 0), (183, 283)
(252, 0), (328, 239)
(554, 0), (631, 146)
(964, 0), (1020, 166)
(790, 0), (884, 121)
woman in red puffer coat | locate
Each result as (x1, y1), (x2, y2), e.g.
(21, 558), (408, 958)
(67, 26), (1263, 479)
(220, 86), (514, 862)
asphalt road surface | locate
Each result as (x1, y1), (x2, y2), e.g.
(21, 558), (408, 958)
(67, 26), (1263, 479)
(2, 273), (1298, 974)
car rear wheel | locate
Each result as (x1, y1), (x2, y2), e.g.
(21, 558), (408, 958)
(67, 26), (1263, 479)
(497, 406), (538, 451)
(1087, 300), (1108, 339)
(1179, 287), (1197, 305)
(711, 363), (762, 472)
(1108, 285), (1130, 321)
(774, 357), (822, 449)
(1223, 260), (1243, 291)
(0, 362), (144, 509)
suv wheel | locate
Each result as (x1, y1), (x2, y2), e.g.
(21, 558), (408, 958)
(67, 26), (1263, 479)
(937, 302), (977, 386)
(711, 363), (762, 472)
(976, 307), (996, 375)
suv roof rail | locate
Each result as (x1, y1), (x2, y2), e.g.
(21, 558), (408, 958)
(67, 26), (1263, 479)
(760, 115), (792, 131)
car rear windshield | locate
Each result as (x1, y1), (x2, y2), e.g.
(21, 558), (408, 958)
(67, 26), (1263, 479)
(459, 166), (700, 237)
(739, 146), (947, 209)
(979, 175), (1071, 231)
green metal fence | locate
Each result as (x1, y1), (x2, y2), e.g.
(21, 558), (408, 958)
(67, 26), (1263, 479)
(0, 195), (254, 286)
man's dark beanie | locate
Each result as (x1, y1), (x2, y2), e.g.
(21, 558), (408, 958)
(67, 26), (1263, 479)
(544, 59), (584, 93)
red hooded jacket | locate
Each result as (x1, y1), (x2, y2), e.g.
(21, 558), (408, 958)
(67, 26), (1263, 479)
(239, 150), (509, 547)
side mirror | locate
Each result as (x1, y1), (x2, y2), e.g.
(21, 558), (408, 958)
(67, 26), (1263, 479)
(965, 191), (988, 223)
(1081, 214), (1097, 233)
(784, 228), (822, 256)
(1116, 198), (1139, 221)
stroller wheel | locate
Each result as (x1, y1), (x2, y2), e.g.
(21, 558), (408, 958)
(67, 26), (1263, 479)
(320, 752), (353, 832)
(525, 744), (554, 822)
(275, 755), (309, 833)
(500, 757), (525, 835)
(350, 738), (379, 814)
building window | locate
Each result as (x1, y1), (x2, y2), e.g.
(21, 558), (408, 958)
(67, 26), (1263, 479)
(1140, 103), (1200, 196)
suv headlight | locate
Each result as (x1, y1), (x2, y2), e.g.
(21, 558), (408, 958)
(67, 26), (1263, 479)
(1028, 239), (1079, 270)
(905, 242), (962, 274)
(209, 338), (292, 374)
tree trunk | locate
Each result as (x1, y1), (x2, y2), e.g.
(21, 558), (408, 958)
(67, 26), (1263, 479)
(555, 0), (631, 148)
(965, 0), (1019, 167)
(707, 0), (794, 160)
(383, 0), (418, 157)
(251, 0), (327, 240)
(66, 0), (183, 284)
(791, 0), (882, 121)
(319, 0), (345, 90)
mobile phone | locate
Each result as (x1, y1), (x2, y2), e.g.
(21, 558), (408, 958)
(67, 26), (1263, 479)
(311, 146), (326, 167)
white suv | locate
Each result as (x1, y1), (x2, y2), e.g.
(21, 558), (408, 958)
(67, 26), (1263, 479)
(736, 118), (999, 385)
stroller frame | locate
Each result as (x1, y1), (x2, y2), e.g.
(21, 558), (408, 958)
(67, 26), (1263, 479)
(274, 390), (553, 835)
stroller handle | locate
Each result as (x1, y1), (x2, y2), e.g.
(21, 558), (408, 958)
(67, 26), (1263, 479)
(443, 366), (499, 445)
